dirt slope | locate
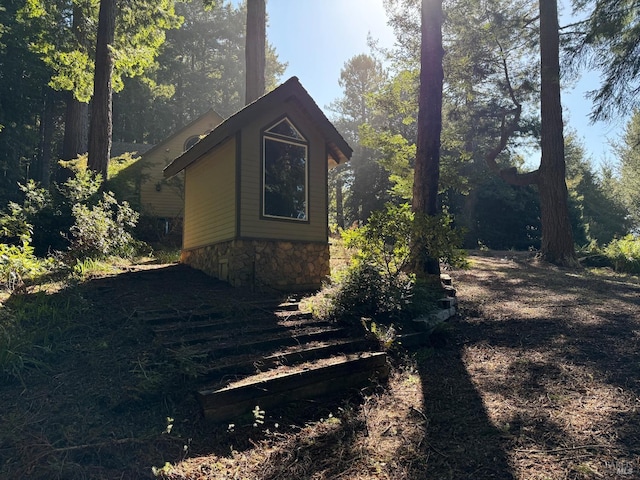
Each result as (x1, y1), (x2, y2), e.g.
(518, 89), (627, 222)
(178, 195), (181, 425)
(1, 253), (639, 479)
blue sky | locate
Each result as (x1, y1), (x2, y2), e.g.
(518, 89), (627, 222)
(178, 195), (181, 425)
(260, 0), (627, 168)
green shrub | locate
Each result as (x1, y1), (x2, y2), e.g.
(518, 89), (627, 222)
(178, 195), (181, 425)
(342, 203), (467, 275)
(314, 203), (466, 325)
(603, 235), (640, 273)
(321, 262), (413, 322)
(0, 242), (53, 291)
(68, 191), (142, 260)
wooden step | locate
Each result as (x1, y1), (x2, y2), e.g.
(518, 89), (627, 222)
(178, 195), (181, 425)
(152, 312), (317, 337)
(197, 351), (389, 422)
(198, 337), (379, 382)
(167, 326), (347, 359)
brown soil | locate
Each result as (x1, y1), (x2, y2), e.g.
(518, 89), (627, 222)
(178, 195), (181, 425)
(1, 252), (639, 479)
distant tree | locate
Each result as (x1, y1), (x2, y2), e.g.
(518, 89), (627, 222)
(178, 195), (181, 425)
(112, 1), (285, 144)
(0, 0), (57, 197)
(329, 54), (391, 227)
(565, 132), (630, 245)
(245, 0), (265, 104)
(614, 110), (640, 231)
(411, 0), (444, 277)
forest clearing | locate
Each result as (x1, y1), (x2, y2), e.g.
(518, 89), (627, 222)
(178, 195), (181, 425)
(1, 251), (638, 480)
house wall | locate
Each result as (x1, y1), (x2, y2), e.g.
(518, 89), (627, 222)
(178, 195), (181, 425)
(140, 111), (222, 218)
(238, 100), (328, 243)
(179, 99), (336, 290)
(183, 137), (237, 249)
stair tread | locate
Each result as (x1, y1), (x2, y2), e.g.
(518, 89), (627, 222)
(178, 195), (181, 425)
(200, 351), (388, 396)
(167, 326), (347, 357)
(198, 337), (378, 379)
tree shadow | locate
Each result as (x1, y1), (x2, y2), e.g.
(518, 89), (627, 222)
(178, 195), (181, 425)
(410, 339), (516, 479)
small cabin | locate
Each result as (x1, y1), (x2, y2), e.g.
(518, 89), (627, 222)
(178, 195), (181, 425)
(164, 77), (352, 290)
(139, 109), (224, 219)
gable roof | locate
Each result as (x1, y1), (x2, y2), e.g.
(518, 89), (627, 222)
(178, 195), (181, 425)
(142, 108), (224, 161)
(164, 77), (352, 178)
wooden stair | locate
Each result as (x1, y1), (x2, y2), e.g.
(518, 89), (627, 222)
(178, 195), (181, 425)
(142, 298), (388, 423)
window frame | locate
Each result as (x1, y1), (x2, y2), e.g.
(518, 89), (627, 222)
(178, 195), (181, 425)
(261, 117), (310, 222)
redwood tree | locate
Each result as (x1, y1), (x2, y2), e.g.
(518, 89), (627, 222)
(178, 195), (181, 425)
(485, 0), (576, 265)
(245, 0), (265, 104)
(87, 0), (116, 178)
(411, 0), (444, 278)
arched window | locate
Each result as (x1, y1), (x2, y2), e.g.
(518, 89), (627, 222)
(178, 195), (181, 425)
(262, 117), (308, 221)
(183, 135), (201, 151)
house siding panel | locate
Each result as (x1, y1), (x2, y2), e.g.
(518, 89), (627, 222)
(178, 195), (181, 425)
(140, 111), (222, 218)
(183, 138), (236, 249)
(239, 101), (328, 243)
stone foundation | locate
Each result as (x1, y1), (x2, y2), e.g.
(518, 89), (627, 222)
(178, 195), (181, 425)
(180, 239), (330, 290)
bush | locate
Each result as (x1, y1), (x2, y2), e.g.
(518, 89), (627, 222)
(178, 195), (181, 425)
(0, 241), (53, 291)
(603, 235), (640, 273)
(314, 203), (466, 325)
(323, 262), (413, 322)
(68, 191), (142, 260)
(0, 168), (146, 262)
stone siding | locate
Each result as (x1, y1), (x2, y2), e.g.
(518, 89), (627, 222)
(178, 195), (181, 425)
(180, 239), (330, 290)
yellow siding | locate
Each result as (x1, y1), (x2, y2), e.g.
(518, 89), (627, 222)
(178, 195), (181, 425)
(239, 102), (328, 243)
(140, 111), (223, 218)
(183, 138), (236, 249)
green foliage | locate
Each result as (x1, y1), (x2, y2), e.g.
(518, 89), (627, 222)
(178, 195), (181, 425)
(0, 241), (52, 291)
(0, 167), (144, 260)
(317, 203), (465, 324)
(343, 203), (466, 273)
(342, 203), (414, 275)
(321, 261), (413, 323)
(68, 191), (141, 259)
(603, 235), (640, 274)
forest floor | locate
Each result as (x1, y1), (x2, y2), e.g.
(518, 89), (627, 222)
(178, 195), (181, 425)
(1, 250), (639, 479)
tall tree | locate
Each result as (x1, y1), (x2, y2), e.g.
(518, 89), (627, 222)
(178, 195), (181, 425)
(245, 0), (265, 104)
(536, 0), (575, 264)
(481, 0), (576, 264)
(112, 1), (285, 144)
(411, 0), (444, 277)
(62, 2), (94, 161)
(87, 0), (116, 177)
(0, 0), (57, 198)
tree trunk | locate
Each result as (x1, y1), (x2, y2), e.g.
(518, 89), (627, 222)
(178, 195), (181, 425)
(538, 0), (576, 265)
(336, 168), (345, 229)
(245, 0), (265, 105)
(88, 0), (116, 179)
(63, 94), (89, 160)
(37, 91), (55, 187)
(63, 3), (89, 163)
(411, 0), (444, 278)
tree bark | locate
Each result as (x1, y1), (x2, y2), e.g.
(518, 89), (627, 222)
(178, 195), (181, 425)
(482, 0), (576, 266)
(63, 95), (89, 161)
(87, 0), (116, 179)
(245, 0), (265, 105)
(411, 0), (444, 278)
(538, 0), (575, 265)
(63, 3), (89, 163)
(335, 168), (345, 229)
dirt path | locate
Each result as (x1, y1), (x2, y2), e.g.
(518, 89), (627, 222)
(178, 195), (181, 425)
(443, 252), (640, 479)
